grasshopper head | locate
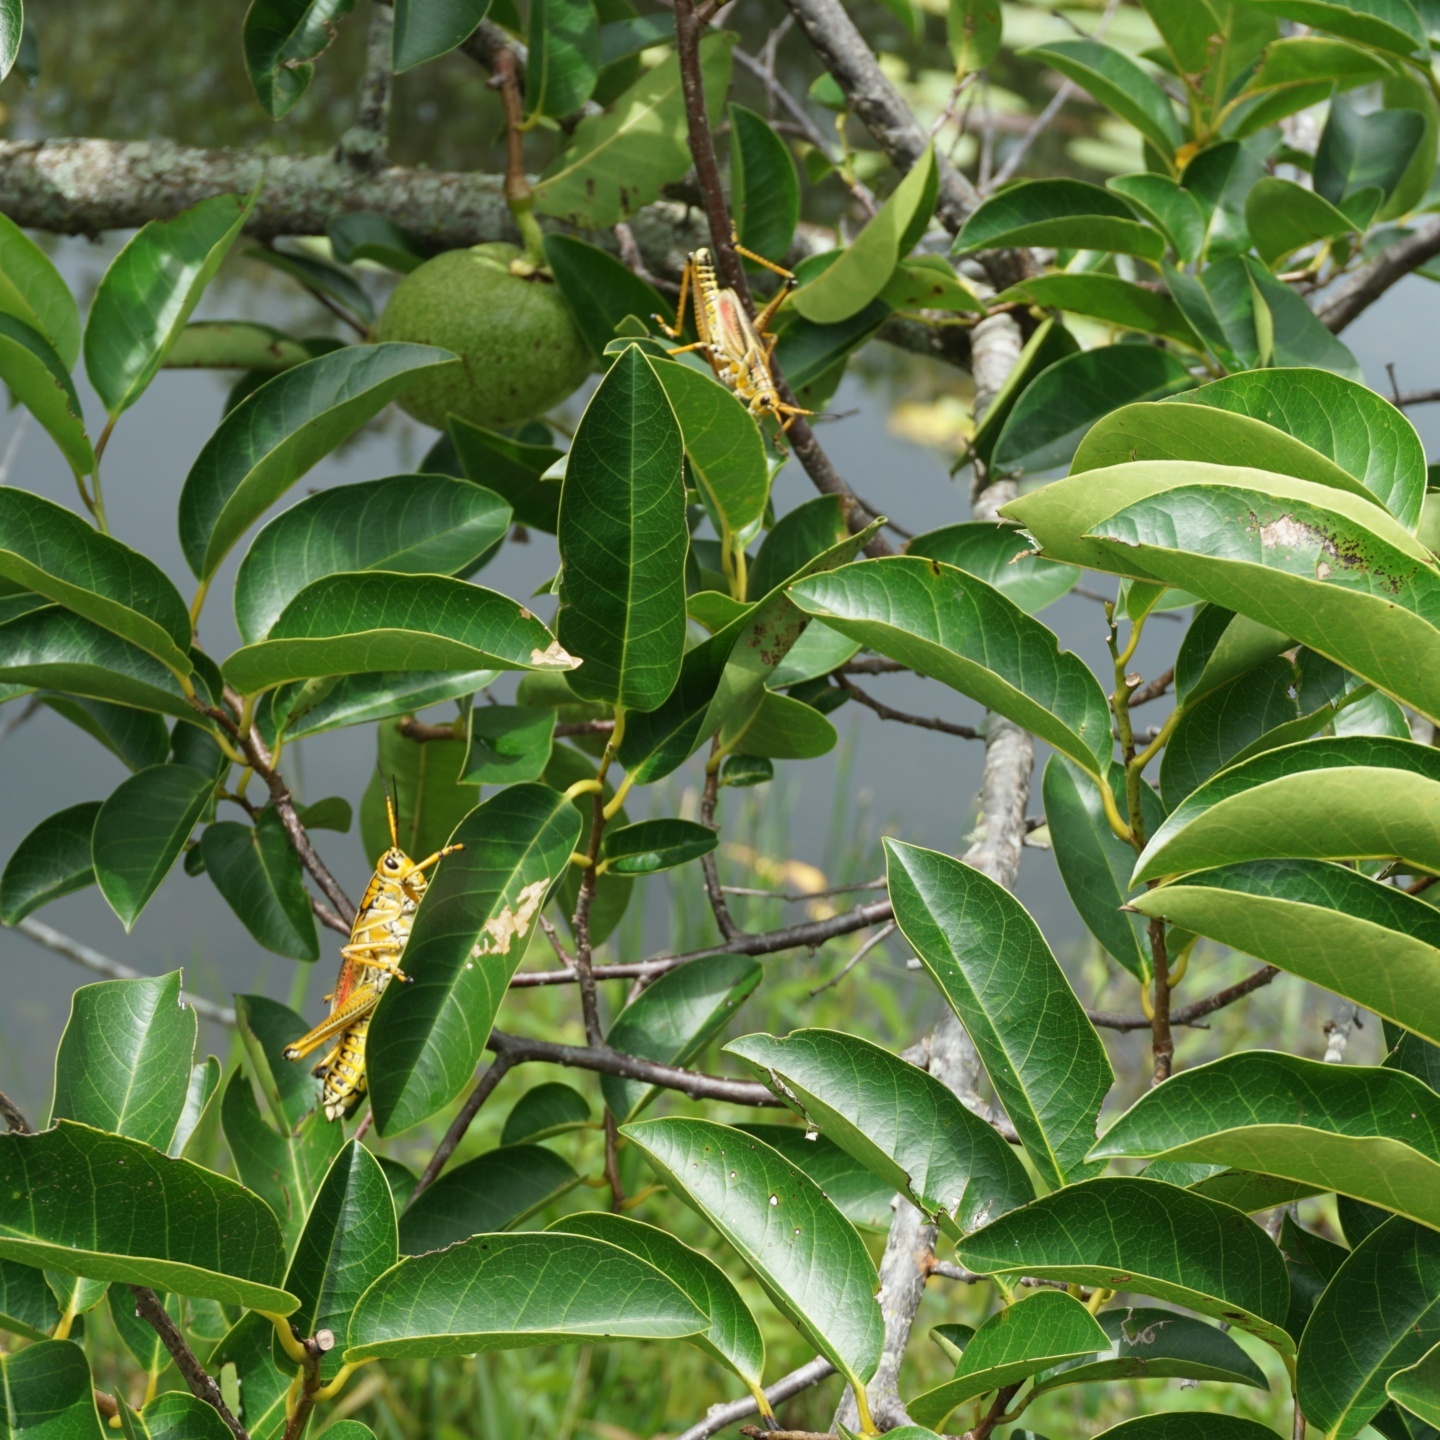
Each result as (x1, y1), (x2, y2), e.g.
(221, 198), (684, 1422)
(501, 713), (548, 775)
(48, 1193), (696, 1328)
(376, 778), (419, 879)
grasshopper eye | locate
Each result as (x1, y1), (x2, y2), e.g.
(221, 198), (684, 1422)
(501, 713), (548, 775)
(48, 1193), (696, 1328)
(384, 857), (400, 872)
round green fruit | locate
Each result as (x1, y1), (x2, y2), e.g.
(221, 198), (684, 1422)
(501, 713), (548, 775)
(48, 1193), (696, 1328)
(378, 243), (593, 430)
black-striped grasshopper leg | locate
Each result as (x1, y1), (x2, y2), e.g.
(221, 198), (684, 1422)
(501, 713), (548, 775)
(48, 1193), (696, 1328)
(654, 242), (814, 442)
(283, 791), (463, 1122)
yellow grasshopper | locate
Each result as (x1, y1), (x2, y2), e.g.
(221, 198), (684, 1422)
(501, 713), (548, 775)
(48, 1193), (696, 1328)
(283, 790), (463, 1122)
(655, 243), (813, 437)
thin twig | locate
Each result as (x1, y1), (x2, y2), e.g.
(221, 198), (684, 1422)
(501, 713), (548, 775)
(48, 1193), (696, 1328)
(1315, 217), (1440, 332)
(1128, 668), (1174, 707)
(0, 693), (41, 743)
(15, 917), (237, 1026)
(967, 1381), (1021, 1440)
(603, 1110), (627, 1210)
(0, 1089), (29, 1133)
(700, 758), (740, 940)
(131, 1286), (248, 1440)
(311, 896), (350, 937)
(1088, 966), (1280, 1032)
(837, 675), (980, 738)
(668, 1358), (837, 1440)
(411, 1054), (515, 1199)
(839, 657), (907, 675)
(1393, 387), (1440, 408)
(807, 921), (896, 997)
(721, 877), (886, 903)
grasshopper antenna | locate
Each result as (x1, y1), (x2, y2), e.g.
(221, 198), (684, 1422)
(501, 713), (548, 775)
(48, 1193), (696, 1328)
(385, 772), (400, 850)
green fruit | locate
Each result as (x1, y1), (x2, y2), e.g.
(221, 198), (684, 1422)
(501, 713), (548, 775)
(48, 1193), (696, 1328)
(378, 243), (593, 430)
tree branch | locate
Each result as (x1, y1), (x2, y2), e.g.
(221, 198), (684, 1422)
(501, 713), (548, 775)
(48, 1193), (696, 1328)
(0, 1089), (29, 1133)
(1087, 965), (1280, 1032)
(336, 1), (394, 171)
(130, 1286), (249, 1440)
(411, 1054), (514, 1199)
(1314, 217), (1440, 333)
(837, 674), (980, 739)
(669, 1358), (837, 1440)
(700, 758), (741, 941)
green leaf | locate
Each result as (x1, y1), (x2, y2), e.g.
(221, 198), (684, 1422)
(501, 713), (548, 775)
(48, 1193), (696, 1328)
(738, 1123), (897, 1232)
(652, 358), (769, 542)
(178, 343), (455, 582)
(622, 1117), (884, 1394)
(0, 315), (93, 477)
(1023, 38), (1183, 157)
(345, 1231), (705, 1360)
(601, 817), (717, 874)
(130, 1393), (230, 1440)
(1107, 173), (1206, 263)
(731, 689), (837, 759)
(277, 1142), (396, 1382)
(996, 274), (1201, 349)
(245, 245), (374, 327)
(1391, 1341), (1440, 1429)
(0, 1340), (102, 1439)
(84, 193), (254, 419)
(886, 840), (1113, 1189)
(393, 0), (490, 72)
(526, 0), (599, 118)
(554, 1211), (766, 1394)
(955, 179), (1164, 260)
(603, 953), (763, 1120)
(909, 1291), (1109, 1430)
(789, 557), (1113, 778)
(164, 319), (311, 371)
(0, 1121), (293, 1310)
(749, 495), (848, 600)
(1032, 1306), (1269, 1396)
(0, 211), (81, 369)
(460, 704), (555, 785)
(42, 696), (168, 773)
(1242, 0), (1425, 56)
(92, 763), (215, 930)
(200, 811), (318, 961)
(1230, 36), (1393, 140)
(1137, 735), (1440, 881)
(879, 255), (986, 315)
(1248, 259), (1363, 377)
(223, 572), (575, 694)
(543, 234), (666, 363)
(726, 1027), (1033, 1239)
(0, 800), (99, 924)
(0, 608), (197, 721)
(220, 1068), (343, 1249)
(731, 104), (800, 263)
(792, 147), (938, 324)
(0, 1258), (59, 1342)
(948, 0), (1001, 72)
(961, 1177), (1293, 1353)
(52, 972), (196, 1151)
(1131, 860), (1440, 1047)
(233, 474), (511, 644)
(906, 523), (1078, 615)
(534, 34), (734, 227)
(1041, 758), (1157, 981)
(1246, 177), (1356, 267)
(236, 993), (325, 1131)
(1094, 1418), (1285, 1440)
(170, 1055), (223, 1160)
(327, 212), (426, 273)
(449, 415), (563, 532)
(367, 783), (582, 1135)
(989, 345), (1195, 478)
(557, 345), (687, 708)
(500, 1081), (590, 1145)
(1300, 1218), (1440, 1437)
(398, 1144), (578, 1254)
(268, 668), (496, 742)
(243, 0), (355, 118)
(1281, 1214), (1348, 1342)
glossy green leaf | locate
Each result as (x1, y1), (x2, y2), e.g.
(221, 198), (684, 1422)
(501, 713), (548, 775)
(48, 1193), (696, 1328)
(731, 104), (800, 262)
(1132, 859), (1440, 1047)
(170, 1055), (222, 1160)
(556, 345), (686, 709)
(772, 298), (889, 398)
(534, 35), (734, 228)
(789, 557), (1112, 777)
(243, 0), (355, 117)
(603, 953), (763, 1120)
(905, 524), (1076, 615)
(92, 763), (215, 930)
(234, 474), (510, 644)
(164, 319), (310, 371)
(246, 244), (373, 326)
(1094, 1050), (1440, 1232)
(224, 572), (574, 694)
(85, 192), (254, 421)
(1032, 1306), (1269, 1395)
(1095, 1418), (1283, 1440)
(738, 1123), (897, 1232)
(448, 415), (562, 533)
(393, 0), (490, 72)
(345, 1231), (705, 1360)
(653, 358), (769, 541)
(270, 667), (495, 743)
(555, 1211), (765, 1394)
(220, 1068), (342, 1249)
(0, 211), (80, 369)
(600, 818), (717, 875)
(997, 274), (1200, 349)
(1281, 1214), (1348, 1343)
(545, 740), (633, 947)
(989, 345), (1195, 479)
(277, 1142), (396, 1382)
(368, 783), (581, 1135)
(207, 1315), (290, 1439)
(749, 495), (847, 600)
(1248, 258), (1363, 377)
(0, 1340), (102, 1439)
(1137, 735), (1440, 881)
(0, 315), (93, 477)
(236, 993), (324, 1132)
(1390, 1341), (1440, 1429)
(1301, 1217), (1440, 1438)
(0, 1121), (293, 1310)
(52, 972), (195, 1151)
(879, 255), (985, 314)
(1246, 177), (1355, 266)
(1317, 92), (1427, 226)
(398, 1144), (578, 1254)
(43, 696), (168, 772)
(500, 1081), (590, 1145)
(948, 0), (1001, 72)
(327, 212), (425, 273)
(200, 810), (318, 961)
(726, 1027), (1033, 1239)
(544, 234), (665, 363)
(886, 840), (1112, 1188)
(129, 1393), (230, 1440)
(732, 689), (837, 759)
(955, 179), (1164, 260)
(1041, 758), (1156, 981)
(1107, 173), (1206, 263)
(961, 1177), (1292, 1352)
(0, 1257), (59, 1342)
(178, 343), (455, 582)
(460, 704), (554, 785)
(792, 146), (937, 324)
(526, 0), (599, 117)
(1023, 38), (1183, 157)
(909, 1291), (1109, 1429)
(623, 1116), (884, 1393)
(0, 800), (98, 924)
(0, 608), (197, 721)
